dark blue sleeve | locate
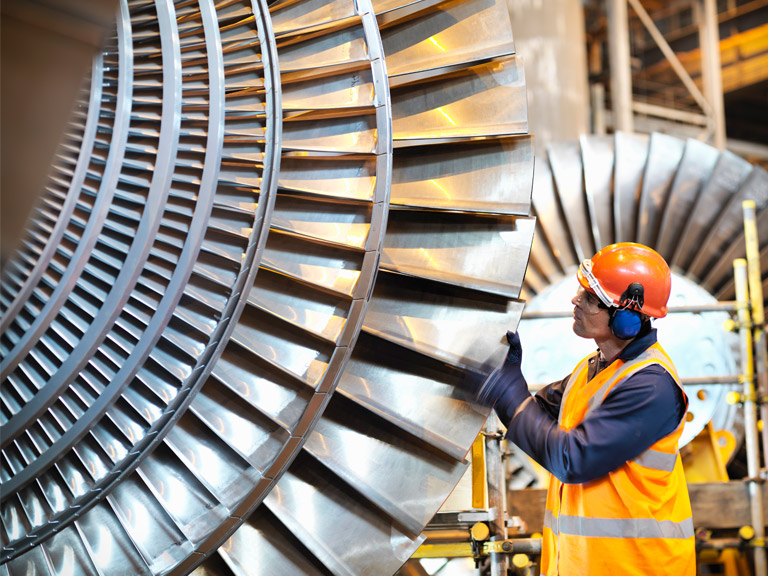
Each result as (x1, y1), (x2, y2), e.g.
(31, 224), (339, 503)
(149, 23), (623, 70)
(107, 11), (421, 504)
(502, 365), (686, 484)
(489, 361), (568, 422)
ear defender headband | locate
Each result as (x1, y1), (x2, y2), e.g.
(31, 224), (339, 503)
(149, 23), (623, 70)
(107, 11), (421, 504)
(609, 282), (645, 340)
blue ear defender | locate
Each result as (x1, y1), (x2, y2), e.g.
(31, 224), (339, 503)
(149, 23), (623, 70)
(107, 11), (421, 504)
(610, 282), (646, 339)
(610, 308), (642, 339)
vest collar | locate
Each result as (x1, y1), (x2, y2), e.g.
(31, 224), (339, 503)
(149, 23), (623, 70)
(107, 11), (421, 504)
(590, 328), (658, 378)
(617, 327), (658, 361)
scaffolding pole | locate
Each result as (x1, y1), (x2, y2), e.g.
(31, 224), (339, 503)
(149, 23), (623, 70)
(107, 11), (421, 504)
(485, 414), (509, 576)
(743, 200), (768, 480)
(733, 258), (767, 576)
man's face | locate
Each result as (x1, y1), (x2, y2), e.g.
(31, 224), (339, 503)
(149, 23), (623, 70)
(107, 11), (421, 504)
(571, 287), (612, 340)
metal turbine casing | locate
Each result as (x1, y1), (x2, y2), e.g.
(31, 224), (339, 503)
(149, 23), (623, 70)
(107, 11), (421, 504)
(5, 2), (763, 573)
(0, 0), (534, 574)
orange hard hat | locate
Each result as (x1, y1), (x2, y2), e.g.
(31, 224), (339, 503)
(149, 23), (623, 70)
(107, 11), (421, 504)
(577, 242), (672, 318)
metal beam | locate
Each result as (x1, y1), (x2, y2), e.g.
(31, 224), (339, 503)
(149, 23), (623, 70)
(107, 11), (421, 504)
(697, 0), (727, 148)
(627, 0), (713, 116)
(606, 0), (634, 132)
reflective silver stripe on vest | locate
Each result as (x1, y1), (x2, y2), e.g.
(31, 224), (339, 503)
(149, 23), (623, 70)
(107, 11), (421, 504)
(543, 509), (558, 535)
(632, 447), (678, 472)
(556, 515), (694, 539)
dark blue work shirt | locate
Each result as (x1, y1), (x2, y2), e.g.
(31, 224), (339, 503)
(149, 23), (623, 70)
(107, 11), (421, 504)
(494, 328), (687, 484)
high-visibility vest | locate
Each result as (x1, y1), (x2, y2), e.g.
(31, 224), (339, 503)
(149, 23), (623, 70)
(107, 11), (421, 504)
(540, 342), (696, 576)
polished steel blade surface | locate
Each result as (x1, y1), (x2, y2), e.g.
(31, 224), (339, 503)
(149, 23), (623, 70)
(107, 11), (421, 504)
(391, 56), (527, 142)
(546, 140), (593, 261)
(337, 330), (487, 462)
(612, 131), (648, 243)
(671, 150), (752, 271)
(529, 156), (577, 274)
(655, 138), (719, 263)
(635, 132), (685, 248)
(381, 212), (535, 297)
(0, 0), (533, 574)
(390, 137), (533, 214)
(380, 0), (516, 81)
(579, 134), (614, 249)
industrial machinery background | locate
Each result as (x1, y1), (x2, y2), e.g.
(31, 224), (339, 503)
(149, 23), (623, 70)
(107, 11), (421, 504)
(519, 132), (768, 456)
(401, 132), (768, 575)
(0, 0), (534, 574)
(3, 0), (767, 574)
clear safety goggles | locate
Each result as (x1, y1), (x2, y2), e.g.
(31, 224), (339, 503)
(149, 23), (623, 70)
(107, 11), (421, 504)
(578, 259), (616, 309)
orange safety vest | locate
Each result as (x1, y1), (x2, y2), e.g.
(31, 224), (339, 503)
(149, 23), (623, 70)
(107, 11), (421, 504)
(541, 342), (696, 576)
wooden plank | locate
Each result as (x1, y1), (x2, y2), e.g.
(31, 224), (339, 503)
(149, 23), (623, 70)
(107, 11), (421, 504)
(688, 481), (768, 528)
(508, 481), (768, 533)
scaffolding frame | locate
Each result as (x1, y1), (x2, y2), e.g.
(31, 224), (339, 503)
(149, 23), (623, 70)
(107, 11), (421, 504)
(407, 201), (768, 576)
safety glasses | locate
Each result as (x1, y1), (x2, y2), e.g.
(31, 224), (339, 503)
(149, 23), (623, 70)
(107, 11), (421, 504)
(578, 259), (616, 309)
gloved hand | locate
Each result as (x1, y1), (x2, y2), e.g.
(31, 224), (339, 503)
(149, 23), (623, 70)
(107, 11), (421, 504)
(472, 331), (526, 412)
(505, 330), (523, 364)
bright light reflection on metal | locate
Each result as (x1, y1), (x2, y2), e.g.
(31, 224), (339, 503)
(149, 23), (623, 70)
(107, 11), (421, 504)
(93, 524), (114, 568)
(428, 36), (446, 51)
(342, 429), (371, 488)
(336, 269), (359, 282)
(163, 474), (192, 513)
(291, 480), (318, 535)
(359, 377), (372, 398)
(264, 345), (277, 361)
(131, 501), (151, 537)
(304, 310), (322, 332)
(284, 303), (298, 322)
(186, 446), (196, 467)
(58, 546), (75, 576)
(429, 179), (451, 198)
(30, 499), (43, 526)
(418, 247), (438, 268)
(346, 232), (367, 246)
(50, 482), (66, 511)
(437, 107), (457, 126)
(8, 507), (21, 539)
(195, 442), (225, 487)
(316, 433), (329, 456)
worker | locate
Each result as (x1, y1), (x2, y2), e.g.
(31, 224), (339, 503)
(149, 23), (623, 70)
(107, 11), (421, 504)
(474, 242), (695, 575)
